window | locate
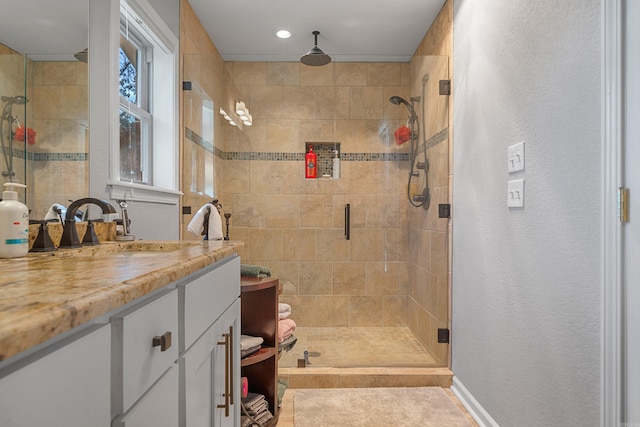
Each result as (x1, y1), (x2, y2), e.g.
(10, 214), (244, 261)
(114, 0), (178, 194)
(119, 28), (151, 183)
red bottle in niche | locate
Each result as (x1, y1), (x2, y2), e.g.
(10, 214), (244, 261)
(305, 146), (317, 178)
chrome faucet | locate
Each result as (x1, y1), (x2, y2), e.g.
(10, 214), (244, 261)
(58, 198), (117, 248)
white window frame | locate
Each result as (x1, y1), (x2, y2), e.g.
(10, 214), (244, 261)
(105, 0), (179, 203)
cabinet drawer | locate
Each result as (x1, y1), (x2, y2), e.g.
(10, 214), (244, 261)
(112, 289), (179, 414)
(182, 256), (240, 351)
(112, 364), (179, 427)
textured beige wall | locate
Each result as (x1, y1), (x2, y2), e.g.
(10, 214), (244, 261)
(220, 60), (412, 329)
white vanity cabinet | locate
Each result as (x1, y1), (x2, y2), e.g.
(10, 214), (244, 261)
(0, 252), (240, 427)
(0, 324), (111, 427)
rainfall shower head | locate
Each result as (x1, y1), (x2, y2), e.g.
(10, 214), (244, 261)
(389, 96), (418, 121)
(300, 31), (331, 66)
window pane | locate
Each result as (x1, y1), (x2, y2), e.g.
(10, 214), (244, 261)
(119, 108), (143, 182)
(119, 46), (137, 104)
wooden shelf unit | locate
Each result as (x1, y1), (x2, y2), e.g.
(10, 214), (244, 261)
(240, 276), (281, 426)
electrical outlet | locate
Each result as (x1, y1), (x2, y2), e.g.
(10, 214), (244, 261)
(508, 179), (525, 208)
(508, 142), (525, 173)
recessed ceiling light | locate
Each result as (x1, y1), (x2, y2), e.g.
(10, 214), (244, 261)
(275, 29), (292, 39)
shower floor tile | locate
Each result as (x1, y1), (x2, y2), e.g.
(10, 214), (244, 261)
(279, 326), (438, 368)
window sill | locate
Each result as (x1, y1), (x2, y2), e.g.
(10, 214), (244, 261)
(107, 180), (182, 205)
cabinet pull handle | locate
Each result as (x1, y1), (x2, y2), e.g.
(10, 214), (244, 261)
(217, 332), (230, 417)
(152, 331), (172, 352)
(229, 325), (234, 406)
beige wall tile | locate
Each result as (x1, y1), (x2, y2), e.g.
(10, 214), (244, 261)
(266, 119), (300, 152)
(365, 261), (399, 295)
(367, 63), (402, 87)
(247, 228), (283, 261)
(382, 295), (408, 326)
(283, 229), (316, 261)
(300, 63), (334, 86)
(250, 85), (283, 119)
(300, 194), (333, 228)
(335, 63), (367, 87)
(333, 262), (366, 295)
(282, 86), (317, 120)
(266, 62), (300, 85)
(299, 262), (333, 295)
(349, 87), (383, 120)
(349, 296), (382, 327)
(316, 229), (350, 261)
(315, 296), (349, 327)
(230, 62), (267, 85)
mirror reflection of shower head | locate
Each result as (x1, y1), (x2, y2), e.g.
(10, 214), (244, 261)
(1, 96), (28, 120)
(1, 96), (28, 105)
(74, 48), (88, 63)
(389, 96), (418, 121)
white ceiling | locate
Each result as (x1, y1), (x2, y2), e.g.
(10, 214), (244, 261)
(188, 0), (446, 62)
(0, 0), (445, 63)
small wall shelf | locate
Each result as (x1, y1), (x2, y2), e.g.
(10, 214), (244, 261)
(305, 142), (340, 178)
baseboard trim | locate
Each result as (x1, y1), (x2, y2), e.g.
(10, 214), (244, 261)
(451, 376), (500, 427)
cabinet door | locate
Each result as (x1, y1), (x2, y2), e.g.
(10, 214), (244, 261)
(112, 364), (179, 427)
(182, 299), (240, 427)
(0, 324), (111, 427)
(212, 299), (240, 427)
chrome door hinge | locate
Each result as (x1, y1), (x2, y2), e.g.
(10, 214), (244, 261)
(618, 187), (630, 223)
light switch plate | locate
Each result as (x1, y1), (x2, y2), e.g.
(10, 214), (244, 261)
(508, 179), (525, 208)
(508, 142), (525, 173)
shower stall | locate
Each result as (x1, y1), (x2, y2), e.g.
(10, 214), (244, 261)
(186, 54), (452, 371)
(178, 0), (453, 375)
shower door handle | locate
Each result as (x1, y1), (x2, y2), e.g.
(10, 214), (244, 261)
(344, 204), (350, 240)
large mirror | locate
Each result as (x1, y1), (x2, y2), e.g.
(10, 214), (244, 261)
(0, 0), (89, 218)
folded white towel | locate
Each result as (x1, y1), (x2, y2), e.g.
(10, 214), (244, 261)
(240, 335), (264, 351)
(278, 303), (291, 319)
(187, 203), (224, 240)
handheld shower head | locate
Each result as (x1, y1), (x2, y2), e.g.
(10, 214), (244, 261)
(389, 96), (418, 121)
(1, 96), (28, 121)
(1, 96), (28, 105)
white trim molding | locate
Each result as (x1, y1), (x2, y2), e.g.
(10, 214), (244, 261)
(601, 0), (624, 425)
(451, 377), (500, 427)
(106, 180), (182, 205)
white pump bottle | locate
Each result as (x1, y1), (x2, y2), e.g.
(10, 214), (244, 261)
(0, 182), (29, 258)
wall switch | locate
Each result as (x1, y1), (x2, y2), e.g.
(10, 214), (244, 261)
(508, 142), (525, 173)
(508, 179), (525, 208)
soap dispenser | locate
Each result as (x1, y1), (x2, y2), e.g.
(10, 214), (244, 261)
(0, 182), (29, 258)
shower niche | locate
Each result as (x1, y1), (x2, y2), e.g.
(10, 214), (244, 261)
(304, 142), (340, 179)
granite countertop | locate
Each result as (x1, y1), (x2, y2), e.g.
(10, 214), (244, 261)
(0, 240), (244, 362)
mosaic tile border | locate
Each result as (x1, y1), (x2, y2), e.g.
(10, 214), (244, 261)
(0, 148), (88, 162)
(19, 127), (446, 163)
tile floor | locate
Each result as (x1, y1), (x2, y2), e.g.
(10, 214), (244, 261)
(276, 388), (479, 427)
(279, 326), (438, 368)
